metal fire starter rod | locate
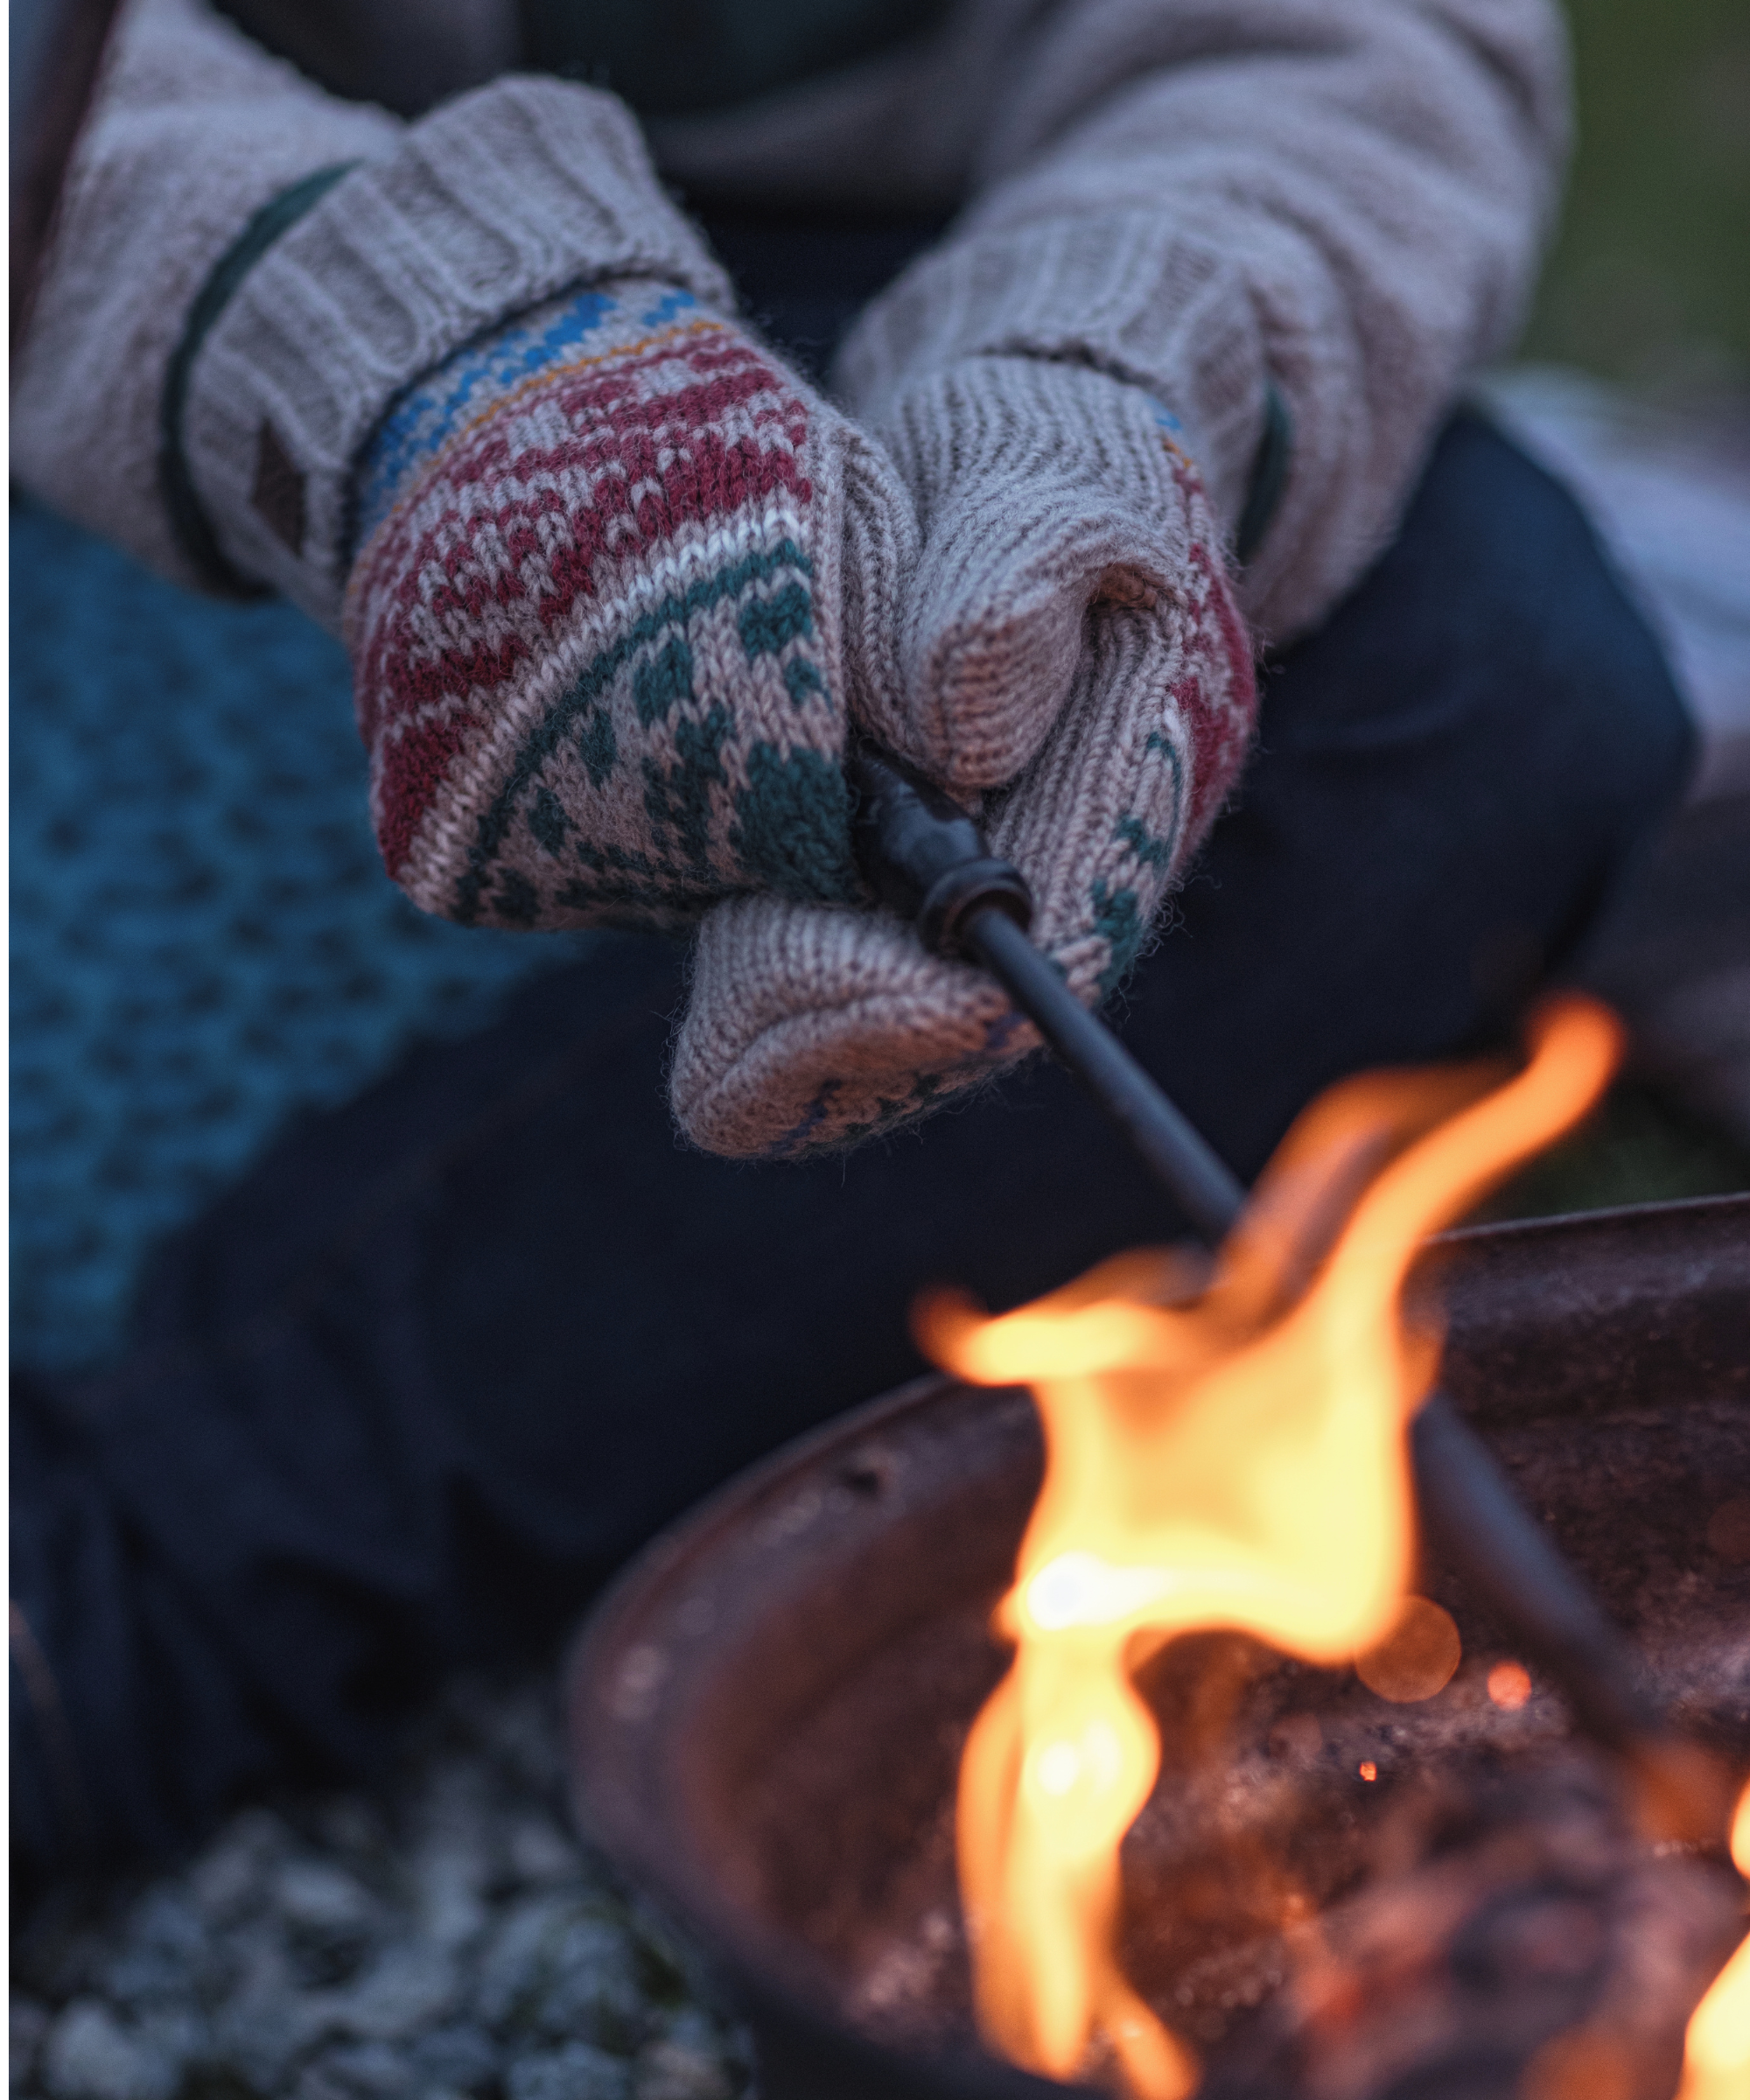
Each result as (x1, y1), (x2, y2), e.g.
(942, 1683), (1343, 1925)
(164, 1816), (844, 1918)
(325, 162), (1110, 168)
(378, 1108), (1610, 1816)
(848, 743), (1675, 1769)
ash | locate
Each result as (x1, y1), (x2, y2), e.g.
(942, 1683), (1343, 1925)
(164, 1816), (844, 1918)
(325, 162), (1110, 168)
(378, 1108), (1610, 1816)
(10, 1676), (752, 2100)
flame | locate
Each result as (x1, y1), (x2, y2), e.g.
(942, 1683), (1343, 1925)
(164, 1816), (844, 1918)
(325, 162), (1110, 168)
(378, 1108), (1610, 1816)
(1677, 1784), (1750, 2100)
(920, 996), (1623, 2095)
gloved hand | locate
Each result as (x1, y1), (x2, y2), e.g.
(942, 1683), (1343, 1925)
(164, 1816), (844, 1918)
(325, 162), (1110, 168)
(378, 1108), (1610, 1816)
(346, 278), (918, 933)
(671, 358), (1257, 1158)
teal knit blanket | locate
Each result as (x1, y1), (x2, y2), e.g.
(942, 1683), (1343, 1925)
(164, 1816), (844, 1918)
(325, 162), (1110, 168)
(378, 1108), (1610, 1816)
(10, 500), (594, 1372)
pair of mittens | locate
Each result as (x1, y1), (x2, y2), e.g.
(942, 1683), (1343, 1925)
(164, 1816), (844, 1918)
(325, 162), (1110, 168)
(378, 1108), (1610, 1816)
(346, 292), (1255, 1156)
(671, 357), (1257, 1156)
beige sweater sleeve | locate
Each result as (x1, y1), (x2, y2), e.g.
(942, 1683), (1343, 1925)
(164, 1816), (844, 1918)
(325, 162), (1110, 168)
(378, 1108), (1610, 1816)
(831, 0), (1572, 642)
(10, 0), (729, 619)
(15, 0), (1567, 648)
(10, 0), (402, 592)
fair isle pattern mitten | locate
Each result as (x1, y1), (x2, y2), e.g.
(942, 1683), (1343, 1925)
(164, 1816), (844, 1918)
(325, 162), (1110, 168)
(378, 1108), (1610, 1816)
(671, 360), (1256, 1157)
(346, 279), (917, 933)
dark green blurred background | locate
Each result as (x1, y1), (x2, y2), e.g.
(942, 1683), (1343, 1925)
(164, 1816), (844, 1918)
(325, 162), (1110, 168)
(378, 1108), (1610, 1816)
(1528, 0), (1749, 395)
(1481, 0), (1750, 1222)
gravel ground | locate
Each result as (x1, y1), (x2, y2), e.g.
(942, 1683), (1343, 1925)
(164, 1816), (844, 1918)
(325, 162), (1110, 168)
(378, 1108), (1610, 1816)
(10, 1675), (752, 2100)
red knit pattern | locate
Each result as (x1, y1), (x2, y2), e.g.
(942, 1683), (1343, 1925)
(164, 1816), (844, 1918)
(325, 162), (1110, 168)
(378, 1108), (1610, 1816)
(351, 325), (815, 886)
(374, 704), (482, 881)
(1164, 444), (1256, 844)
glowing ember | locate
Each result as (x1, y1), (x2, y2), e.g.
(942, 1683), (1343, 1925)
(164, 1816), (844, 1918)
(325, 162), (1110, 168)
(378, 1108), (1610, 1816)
(1354, 1594), (1462, 1703)
(920, 996), (1623, 2096)
(1488, 1660), (1534, 1712)
(1677, 1783), (1750, 2100)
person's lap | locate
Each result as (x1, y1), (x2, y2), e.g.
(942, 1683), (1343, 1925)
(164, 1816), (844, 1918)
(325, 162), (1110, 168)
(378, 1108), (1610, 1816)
(10, 234), (1696, 1884)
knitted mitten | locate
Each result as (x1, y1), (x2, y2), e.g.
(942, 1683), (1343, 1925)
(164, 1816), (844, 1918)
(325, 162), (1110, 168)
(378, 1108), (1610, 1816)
(346, 280), (917, 932)
(671, 359), (1256, 1157)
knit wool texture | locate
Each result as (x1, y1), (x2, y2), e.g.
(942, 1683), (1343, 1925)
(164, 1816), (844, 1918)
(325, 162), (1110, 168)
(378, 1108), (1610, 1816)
(10, 0), (400, 591)
(346, 281), (918, 933)
(860, 357), (1228, 789)
(10, 0), (1566, 1158)
(16, 0), (1570, 648)
(189, 79), (738, 629)
(671, 360), (1257, 1158)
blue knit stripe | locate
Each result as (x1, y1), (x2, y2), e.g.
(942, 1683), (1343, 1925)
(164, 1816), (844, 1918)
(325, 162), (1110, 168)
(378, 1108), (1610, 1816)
(353, 285), (704, 555)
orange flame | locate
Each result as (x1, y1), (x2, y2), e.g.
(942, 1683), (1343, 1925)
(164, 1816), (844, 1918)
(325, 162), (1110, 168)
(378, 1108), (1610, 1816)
(1677, 1784), (1750, 2100)
(919, 995), (1623, 2095)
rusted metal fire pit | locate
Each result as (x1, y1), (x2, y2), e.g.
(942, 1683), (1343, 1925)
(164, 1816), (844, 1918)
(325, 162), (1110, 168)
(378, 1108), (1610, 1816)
(568, 1197), (1750, 2099)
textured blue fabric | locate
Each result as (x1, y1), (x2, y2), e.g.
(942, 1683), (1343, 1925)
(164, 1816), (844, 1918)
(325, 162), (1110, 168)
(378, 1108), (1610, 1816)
(10, 499), (592, 1373)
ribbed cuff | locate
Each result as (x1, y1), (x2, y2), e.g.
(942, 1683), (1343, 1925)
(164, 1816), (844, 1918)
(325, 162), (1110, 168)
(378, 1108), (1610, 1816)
(835, 210), (1268, 541)
(180, 76), (734, 628)
(159, 164), (360, 601)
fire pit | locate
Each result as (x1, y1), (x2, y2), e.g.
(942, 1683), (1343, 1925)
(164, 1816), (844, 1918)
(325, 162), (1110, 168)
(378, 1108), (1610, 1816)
(568, 1195), (1750, 2099)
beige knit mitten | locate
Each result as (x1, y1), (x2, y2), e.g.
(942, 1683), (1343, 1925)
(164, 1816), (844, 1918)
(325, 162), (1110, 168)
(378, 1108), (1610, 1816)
(672, 358), (1258, 1158)
(345, 278), (919, 933)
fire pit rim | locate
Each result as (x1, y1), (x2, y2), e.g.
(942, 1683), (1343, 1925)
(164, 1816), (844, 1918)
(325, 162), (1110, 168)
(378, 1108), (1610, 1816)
(564, 1194), (1750, 2099)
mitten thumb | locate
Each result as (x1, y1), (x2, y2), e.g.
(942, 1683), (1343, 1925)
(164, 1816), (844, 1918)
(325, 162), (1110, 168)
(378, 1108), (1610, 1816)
(857, 360), (1200, 792)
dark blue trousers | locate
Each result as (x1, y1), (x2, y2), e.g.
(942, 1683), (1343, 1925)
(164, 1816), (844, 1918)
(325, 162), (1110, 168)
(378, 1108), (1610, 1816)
(11, 240), (1695, 1886)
